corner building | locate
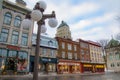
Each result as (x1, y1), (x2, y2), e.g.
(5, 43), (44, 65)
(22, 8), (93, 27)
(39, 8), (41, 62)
(0, 0), (33, 74)
(56, 37), (80, 74)
(105, 38), (120, 72)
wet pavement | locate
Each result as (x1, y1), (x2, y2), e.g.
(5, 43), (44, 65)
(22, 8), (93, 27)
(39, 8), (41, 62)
(0, 72), (120, 80)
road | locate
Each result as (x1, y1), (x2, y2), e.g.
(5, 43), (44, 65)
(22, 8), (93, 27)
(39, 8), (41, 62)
(0, 72), (120, 80)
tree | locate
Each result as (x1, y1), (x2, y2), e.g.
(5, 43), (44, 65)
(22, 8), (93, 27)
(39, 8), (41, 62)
(115, 33), (120, 41)
(97, 39), (109, 70)
(115, 15), (120, 41)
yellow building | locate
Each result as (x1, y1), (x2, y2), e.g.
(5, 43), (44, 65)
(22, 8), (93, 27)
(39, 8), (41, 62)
(88, 41), (105, 73)
(56, 21), (72, 40)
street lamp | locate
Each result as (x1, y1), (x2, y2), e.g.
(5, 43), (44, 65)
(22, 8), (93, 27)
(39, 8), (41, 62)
(21, 1), (58, 80)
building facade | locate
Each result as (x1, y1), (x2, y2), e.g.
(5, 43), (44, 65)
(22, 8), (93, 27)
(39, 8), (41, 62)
(105, 38), (120, 72)
(88, 41), (105, 73)
(55, 21), (72, 40)
(30, 34), (58, 74)
(0, 0), (33, 74)
(56, 37), (80, 74)
(79, 39), (91, 73)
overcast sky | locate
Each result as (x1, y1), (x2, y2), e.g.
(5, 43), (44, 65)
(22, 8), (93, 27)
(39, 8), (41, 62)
(9, 0), (120, 41)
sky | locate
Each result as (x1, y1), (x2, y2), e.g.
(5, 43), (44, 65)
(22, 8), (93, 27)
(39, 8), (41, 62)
(9, 0), (120, 41)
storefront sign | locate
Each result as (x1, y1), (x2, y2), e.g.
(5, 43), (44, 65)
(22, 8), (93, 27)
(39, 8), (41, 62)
(83, 64), (92, 67)
(40, 57), (58, 63)
(7, 45), (20, 51)
(96, 65), (104, 68)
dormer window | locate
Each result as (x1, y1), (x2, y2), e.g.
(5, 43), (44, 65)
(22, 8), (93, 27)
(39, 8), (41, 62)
(48, 40), (53, 46)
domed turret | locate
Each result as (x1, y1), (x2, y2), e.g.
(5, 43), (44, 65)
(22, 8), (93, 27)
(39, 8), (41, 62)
(55, 21), (72, 40)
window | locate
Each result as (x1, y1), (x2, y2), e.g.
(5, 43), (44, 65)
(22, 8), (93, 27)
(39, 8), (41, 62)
(18, 51), (28, 59)
(14, 16), (21, 27)
(111, 63), (115, 67)
(42, 48), (46, 56)
(62, 51), (65, 58)
(109, 53), (113, 60)
(8, 50), (17, 57)
(115, 52), (120, 60)
(48, 40), (53, 46)
(68, 52), (72, 59)
(11, 31), (19, 44)
(0, 28), (9, 42)
(81, 49), (84, 55)
(68, 44), (72, 50)
(50, 50), (54, 57)
(21, 33), (28, 46)
(117, 63), (120, 67)
(0, 49), (7, 57)
(3, 12), (12, 25)
(62, 42), (65, 49)
(74, 45), (77, 51)
(74, 53), (77, 59)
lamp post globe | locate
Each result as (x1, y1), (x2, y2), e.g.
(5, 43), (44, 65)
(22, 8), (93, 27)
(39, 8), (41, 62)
(48, 18), (58, 28)
(41, 25), (47, 33)
(21, 19), (32, 29)
(37, 1), (47, 10)
(31, 10), (42, 21)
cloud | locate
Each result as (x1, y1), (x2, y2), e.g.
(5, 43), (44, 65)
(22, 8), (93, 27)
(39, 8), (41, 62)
(70, 12), (117, 31)
(9, 0), (120, 41)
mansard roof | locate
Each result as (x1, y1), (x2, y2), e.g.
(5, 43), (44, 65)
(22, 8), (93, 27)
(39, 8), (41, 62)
(106, 38), (120, 48)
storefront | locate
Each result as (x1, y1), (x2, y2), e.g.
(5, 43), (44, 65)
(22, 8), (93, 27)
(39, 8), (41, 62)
(81, 63), (105, 73)
(94, 64), (104, 72)
(57, 60), (80, 74)
(30, 56), (58, 74)
(0, 45), (29, 74)
(81, 63), (92, 73)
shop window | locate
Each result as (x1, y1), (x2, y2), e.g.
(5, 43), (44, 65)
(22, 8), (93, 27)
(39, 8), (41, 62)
(17, 51), (28, 71)
(0, 49), (7, 58)
(18, 51), (28, 59)
(11, 31), (19, 44)
(48, 64), (56, 72)
(8, 50), (17, 57)
(21, 33), (28, 46)
(14, 16), (21, 27)
(0, 58), (5, 70)
(0, 28), (9, 42)
(3, 12), (12, 25)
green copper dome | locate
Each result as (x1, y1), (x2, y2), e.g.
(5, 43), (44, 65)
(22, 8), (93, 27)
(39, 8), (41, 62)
(106, 38), (120, 48)
(57, 21), (69, 29)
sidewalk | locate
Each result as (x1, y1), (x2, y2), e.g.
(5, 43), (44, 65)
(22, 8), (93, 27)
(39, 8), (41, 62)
(0, 72), (105, 78)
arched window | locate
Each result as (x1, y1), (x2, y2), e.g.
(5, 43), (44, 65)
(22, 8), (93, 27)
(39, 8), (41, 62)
(14, 16), (21, 27)
(3, 12), (12, 25)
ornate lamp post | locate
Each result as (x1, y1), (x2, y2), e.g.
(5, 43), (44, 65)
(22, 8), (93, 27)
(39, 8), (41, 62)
(21, 1), (58, 80)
